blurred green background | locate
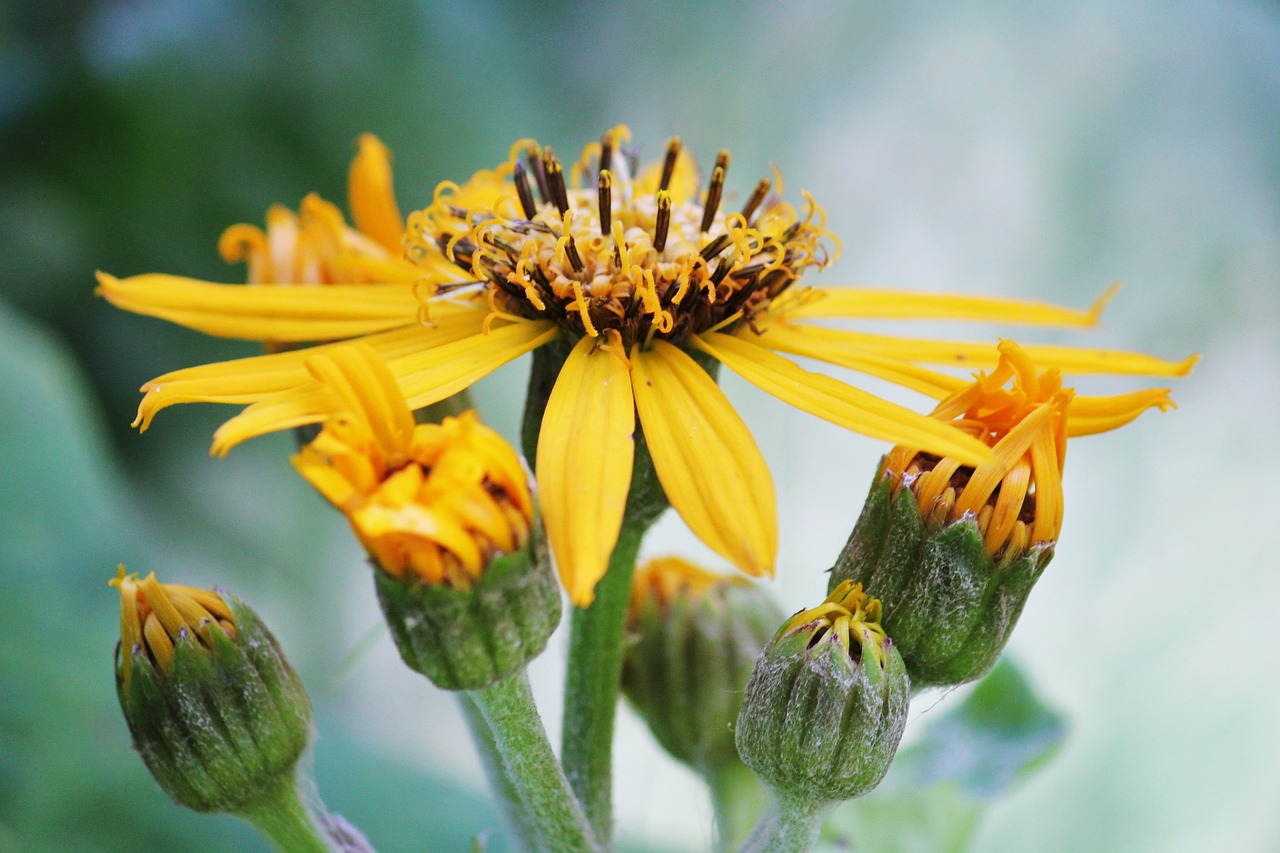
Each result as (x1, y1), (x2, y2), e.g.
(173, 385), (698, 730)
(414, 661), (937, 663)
(2, 1), (1277, 851)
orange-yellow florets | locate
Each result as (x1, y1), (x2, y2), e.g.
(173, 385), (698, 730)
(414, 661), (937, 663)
(405, 127), (838, 349)
(110, 567), (236, 690)
(292, 344), (533, 588)
(782, 580), (890, 667)
(883, 340), (1174, 563)
(628, 556), (744, 627)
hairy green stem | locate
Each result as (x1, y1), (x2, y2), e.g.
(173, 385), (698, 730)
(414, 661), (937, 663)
(741, 793), (828, 853)
(707, 761), (769, 853)
(459, 694), (539, 850)
(560, 523), (645, 847)
(469, 672), (598, 853)
(237, 773), (338, 853)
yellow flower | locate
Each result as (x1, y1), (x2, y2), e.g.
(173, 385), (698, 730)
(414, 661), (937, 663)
(781, 580), (889, 667)
(627, 555), (745, 625)
(97, 128), (1194, 604)
(882, 339), (1175, 562)
(110, 566), (236, 692)
(291, 343), (533, 589)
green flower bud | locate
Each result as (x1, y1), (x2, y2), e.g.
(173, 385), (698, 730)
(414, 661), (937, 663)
(375, 520), (561, 691)
(621, 557), (783, 775)
(830, 474), (1051, 688)
(111, 568), (312, 814)
(735, 582), (910, 804)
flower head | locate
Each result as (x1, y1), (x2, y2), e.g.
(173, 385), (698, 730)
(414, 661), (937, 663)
(97, 128), (1194, 604)
(292, 343), (533, 588)
(882, 339), (1175, 562)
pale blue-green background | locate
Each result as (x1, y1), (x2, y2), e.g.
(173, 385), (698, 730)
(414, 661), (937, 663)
(1, 2), (1276, 851)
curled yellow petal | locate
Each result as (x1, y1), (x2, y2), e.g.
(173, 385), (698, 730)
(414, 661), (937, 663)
(632, 340), (776, 578)
(536, 337), (636, 606)
(349, 134), (405, 253)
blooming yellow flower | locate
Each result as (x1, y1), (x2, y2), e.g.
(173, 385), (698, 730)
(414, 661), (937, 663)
(110, 566), (236, 692)
(882, 339), (1176, 561)
(97, 128), (1193, 604)
(291, 343), (533, 589)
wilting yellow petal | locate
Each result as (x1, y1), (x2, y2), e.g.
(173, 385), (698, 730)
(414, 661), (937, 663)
(692, 333), (993, 466)
(1066, 388), (1174, 436)
(632, 340), (776, 578)
(97, 273), (424, 340)
(305, 343), (416, 457)
(349, 134), (404, 253)
(210, 321), (557, 454)
(741, 319), (967, 399)
(536, 337), (636, 606)
(787, 282), (1120, 326)
(134, 309), (489, 429)
(773, 321), (1197, 377)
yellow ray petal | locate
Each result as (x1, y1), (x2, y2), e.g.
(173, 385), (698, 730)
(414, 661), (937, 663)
(693, 332), (994, 467)
(774, 321), (1197, 377)
(210, 321), (557, 454)
(134, 309), (489, 429)
(632, 340), (776, 578)
(786, 282), (1120, 326)
(535, 337), (635, 606)
(740, 319), (967, 399)
(97, 273), (425, 340)
(1066, 388), (1174, 437)
(348, 134), (404, 253)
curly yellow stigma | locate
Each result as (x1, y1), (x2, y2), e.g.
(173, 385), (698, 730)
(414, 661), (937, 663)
(292, 345), (533, 589)
(405, 127), (837, 350)
(782, 580), (889, 667)
(110, 566), (236, 690)
(884, 340), (1175, 562)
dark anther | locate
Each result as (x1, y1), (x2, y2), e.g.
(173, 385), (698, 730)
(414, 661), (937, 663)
(543, 147), (570, 217)
(514, 162), (538, 219)
(658, 137), (681, 193)
(699, 160), (728, 233)
(653, 190), (672, 252)
(741, 177), (771, 222)
(564, 234), (585, 273)
(709, 257), (733, 285)
(599, 131), (614, 177)
(525, 148), (551, 204)
(598, 170), (612, 236)
(699, 233), (731, 261)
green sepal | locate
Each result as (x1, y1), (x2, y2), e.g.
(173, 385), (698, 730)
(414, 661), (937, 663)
(114, 596), (313, 814)
(622, 579), (782, 775)
(374, 521), (561, 691)
(830, 473), (1053, 688)
(735, 624), (910, 804)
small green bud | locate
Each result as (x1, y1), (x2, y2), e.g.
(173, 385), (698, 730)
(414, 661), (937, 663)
(111, 568), (312, 814)
(735, 582), (910, 804)
(830, 473), (1051, 687)
(375, 519), (561, 691)
(621, 557), (783, 774)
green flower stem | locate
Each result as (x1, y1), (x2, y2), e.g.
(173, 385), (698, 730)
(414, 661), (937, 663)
(458, 693), (539, 849)
(469, 672), (599, 853)
(708, 761), (768, 853)
(237, 773), (339, 853)
(741, 793), (828, 853)
(560, 522), (645, 847)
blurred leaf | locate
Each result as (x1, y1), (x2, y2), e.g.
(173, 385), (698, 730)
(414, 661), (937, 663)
(820, 659), (1067, 853)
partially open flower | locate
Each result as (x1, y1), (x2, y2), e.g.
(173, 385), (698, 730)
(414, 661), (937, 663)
(831, 340), (1177, 686)
(622, 557), (782, 776)
(110, 568), (311, 814)
(735, 581), (909, 804)
(293, 343), (558, 689)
